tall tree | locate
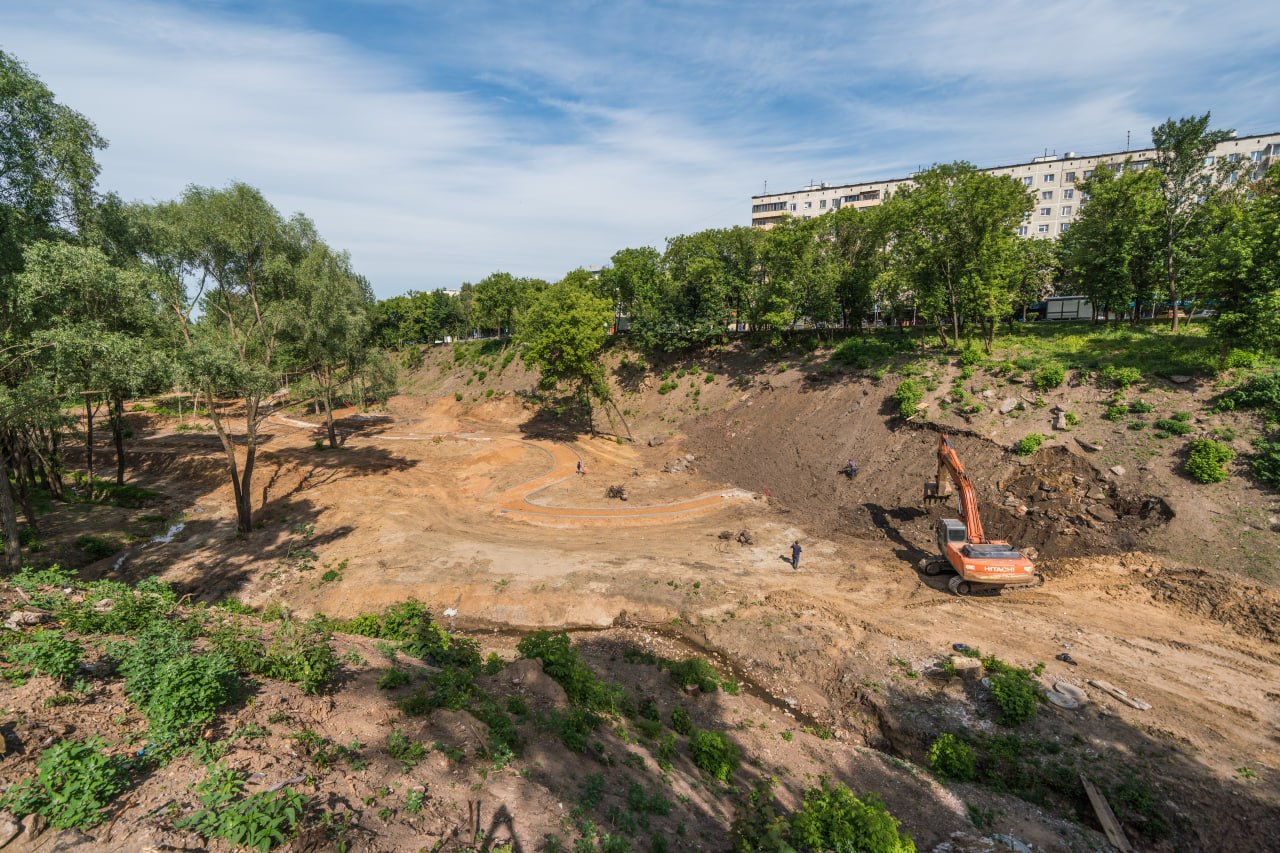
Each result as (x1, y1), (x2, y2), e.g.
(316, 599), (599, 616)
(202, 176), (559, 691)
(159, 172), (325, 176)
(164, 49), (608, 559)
(1150, 113), (1235, 331)
(519, 281), (625, 437)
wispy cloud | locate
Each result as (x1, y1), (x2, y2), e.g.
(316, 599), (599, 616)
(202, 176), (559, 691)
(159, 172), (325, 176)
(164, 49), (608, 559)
(2, 0), (1277, 295)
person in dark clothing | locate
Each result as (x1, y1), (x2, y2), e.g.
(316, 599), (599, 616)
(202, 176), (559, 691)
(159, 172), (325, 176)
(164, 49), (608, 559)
(790, 541), (802, 570)
(845, 459), (858, 479)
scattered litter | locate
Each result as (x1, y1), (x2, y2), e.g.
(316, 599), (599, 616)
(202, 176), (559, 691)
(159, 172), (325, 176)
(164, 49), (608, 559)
(1088, 679), (1151, 711)
(443, 608), (458, 618)
(952, 643), (972, 653)
(1055, 652), (1077, 666)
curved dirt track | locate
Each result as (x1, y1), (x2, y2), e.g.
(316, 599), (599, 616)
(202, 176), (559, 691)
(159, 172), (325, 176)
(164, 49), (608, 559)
(270, 414), (752, 526)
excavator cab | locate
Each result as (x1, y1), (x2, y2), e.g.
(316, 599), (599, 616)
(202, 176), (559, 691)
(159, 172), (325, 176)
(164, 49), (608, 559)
(935, 518), (967, 553)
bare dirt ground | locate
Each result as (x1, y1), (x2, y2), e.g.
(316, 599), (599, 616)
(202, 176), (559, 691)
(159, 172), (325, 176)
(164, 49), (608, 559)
(7, 344), (1280, 851)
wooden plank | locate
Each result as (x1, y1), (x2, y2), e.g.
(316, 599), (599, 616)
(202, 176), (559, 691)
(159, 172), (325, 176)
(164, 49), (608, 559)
(1080, 773), (1134, 852)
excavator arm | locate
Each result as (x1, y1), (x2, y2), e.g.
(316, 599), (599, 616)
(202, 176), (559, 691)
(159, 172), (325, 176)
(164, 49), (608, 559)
(924, 435), (988, 543)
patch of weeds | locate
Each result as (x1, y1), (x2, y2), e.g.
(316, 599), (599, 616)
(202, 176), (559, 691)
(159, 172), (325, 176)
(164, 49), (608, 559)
(1154, 415), (1193, 435)
(656, 733), (678, 771)
(966, 801), (995, 830)
(6, 629), (83, 682)
(341, 648), (366, 666)
(928, 733), (975, 781)
(404, 789), (426, 814)
(689, 729), (739, 782)
(1105, 405), (1128, 421)
(517, 631), (619, 713)
(982, 655), (1040, 726)
(1031, 362), (1066, 391)
(802, 725), (834, 740)
(386, 728), (427, 770)
(176, 762), (308, 851)
(1014, 433), (1045, 456)
(1128, 399), (1155, 414)
(0, 737), (132, 829)
(666, 657), (720, 693)
(377, 668), (411, 690)
(670, 706), (694, 736)
(1185, 438), (1234, 483)
(116, 624), (240, 744)
(1099, 365), (1143, 389)
(892, 379), (924, 419)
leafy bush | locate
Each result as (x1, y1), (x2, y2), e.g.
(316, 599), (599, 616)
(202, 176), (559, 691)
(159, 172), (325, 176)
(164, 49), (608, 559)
(377, 668), (411, 690)
(1185, 438), (1234, 483)
(831, 337), (898, 370)
(987, 666), (1040, 726)
(261, 617), (338, 694)
(176, 763), (308, 851)
(1014, 434), (1045, 456)
(788, 779), (916, 853)
(6, 629), (82, 681)
(117, 625), (240, 742)
(1031, 362), (1065, 391)
(670, 705), (694, 736)
(689, 729), (739, 782)
(399, 666), (478, 715)
(893, 379), (924, 419)
(928, 733), (975, 781)
(0, 737), (131, 829)
(1216, 372), (1280, 417)
(1099, 365), (1143, 388)
(386, 728), (426, 769)
(1250, 437), (1280, 490)
(1223, 349), (1259, 370)
(402, 619), (482, 671)
(1154, 417), (1193, 436)
(1105, 404), (1127, 421)
(517, 631), (616, 712)
(59, 576), (179, 635)
(1128, 399), (1155, 414)
(75, 535), (121, 560)
(666, 657), (720, 693)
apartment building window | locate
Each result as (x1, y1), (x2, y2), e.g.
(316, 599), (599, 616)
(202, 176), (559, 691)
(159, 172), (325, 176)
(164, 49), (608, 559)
(1252, 151), (1264, 162)
(1017, 226), (1028, 236)
(1022, 176), (1033, 186)
(804, 201), (812, 209)
(790, 203), (797, 211)
(1228, 153), (1241, 163)
(1084, 169), (1094, 178)
(1065, 171), (1076, 183)
(843, 194), (859, 203)
(819, 199), (827, 209)
(1041, 190), (1053, 200)
(1061, 206), (1072, 216)
(1205, 155), (1215, 166)
(1063, 189), (1074, 199)
(1043, 173), (1055, 183)
(832, 198), (841, 209)
(1037, 224), (1050, 233)
(1060, 223), (1070, 233)
(752, 201), (787, 213)
(1039, 207), (1051, 216)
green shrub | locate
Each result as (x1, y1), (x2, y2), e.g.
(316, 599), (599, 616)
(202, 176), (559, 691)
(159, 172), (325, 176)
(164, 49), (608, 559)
(337, 600), (433, 641)
(1216, 372), (1280, 417)
(6, 629), (82, 681)
(75, 535), (120, 560)
(1105, 404), (1127, 421)
(1250, 437), (1280, 490)
(176, 763), (308, 851)
(1153, 417), (1193, 436)
(893, 379), (924, 419)
(0, 737), (131, 829)
(1031, 362), (1066, 391)
(386, 728), (426, 769)
(261, 617), (338, 694)
(689, 729), (740, 782)
(1014, 433), (1045, 456)
(1064, 411), (1079, 427)
(988, 667), (1040, 726)
(666, 657), (720, 693)
(958, 347), (983, 367)
(670, 705), (694, 736)
(117, 625), (240, 742)
(928, 733), (976, 781)
(1128, 399), (1155, 414)
(377, 668), (411, 690)
(1223, 349), (1259, 370)
(788, 779), (915, 853)
(516, 631), (616, 712)
(1185, 439), (1234, 484)
(402, 619), (481, 671)
(1099, 365), (1143, 388)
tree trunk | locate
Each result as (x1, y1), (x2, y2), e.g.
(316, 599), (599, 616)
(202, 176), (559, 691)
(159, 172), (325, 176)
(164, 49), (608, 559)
(322, 380), (338, 448)
(237, 397), (259, 534)
(84, 395), (96, 494)
(1167, 227), (1180, 332)
(209, 399), (250, 535)
(111, 396), (127, 485)
(0, 449), (22, 573)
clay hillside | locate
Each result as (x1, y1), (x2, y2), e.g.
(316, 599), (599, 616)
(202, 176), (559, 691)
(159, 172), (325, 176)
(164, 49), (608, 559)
(2, 322), (1279, 853)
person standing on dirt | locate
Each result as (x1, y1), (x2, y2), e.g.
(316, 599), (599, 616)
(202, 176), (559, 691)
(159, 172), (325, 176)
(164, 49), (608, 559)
(790, 541), (802, 570)
(577, 460), (584, 476)
(845, 459), (858, 479)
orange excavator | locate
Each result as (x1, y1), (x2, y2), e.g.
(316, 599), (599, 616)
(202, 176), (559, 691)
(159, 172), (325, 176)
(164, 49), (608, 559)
(920, 435), (1039, 595)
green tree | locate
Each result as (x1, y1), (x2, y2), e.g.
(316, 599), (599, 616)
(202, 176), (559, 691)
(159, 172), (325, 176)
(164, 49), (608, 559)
(519, 282), (626, 437)
(1150, 113), (1235, 331)
(1059, 164), (1164, 324)
(828, 205), (890, 329)
(473, 272), (546, 337)
(598, 246), (663, 331)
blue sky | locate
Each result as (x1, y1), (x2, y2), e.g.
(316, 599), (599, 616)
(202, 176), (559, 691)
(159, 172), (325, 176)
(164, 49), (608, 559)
(3, 0), (1278, 298)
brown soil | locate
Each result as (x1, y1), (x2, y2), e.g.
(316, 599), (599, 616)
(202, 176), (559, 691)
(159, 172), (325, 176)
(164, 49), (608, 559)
(5, 343), (1280, 852)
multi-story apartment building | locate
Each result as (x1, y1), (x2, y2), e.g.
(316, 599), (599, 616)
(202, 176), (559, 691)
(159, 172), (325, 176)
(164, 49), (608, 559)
(750, 132), (1280, 236)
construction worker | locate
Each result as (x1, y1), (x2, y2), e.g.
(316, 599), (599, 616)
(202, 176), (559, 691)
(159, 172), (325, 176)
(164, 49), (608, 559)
(790, 541), (802, 570)
(845, 459), (858, 479)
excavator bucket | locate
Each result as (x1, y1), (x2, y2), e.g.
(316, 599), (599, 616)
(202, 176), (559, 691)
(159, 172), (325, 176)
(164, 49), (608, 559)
(923, 480), (946, 503)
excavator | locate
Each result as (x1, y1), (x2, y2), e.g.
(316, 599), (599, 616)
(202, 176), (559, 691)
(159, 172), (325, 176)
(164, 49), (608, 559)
(920, 434), (1039, 595)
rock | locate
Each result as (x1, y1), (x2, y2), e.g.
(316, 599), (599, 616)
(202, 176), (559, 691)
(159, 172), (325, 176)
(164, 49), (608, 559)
(999, 398), (1019, 415)
(950, 656), (984, 681)
(1271, 516), (1280, 533)
(1072, 475), (1085, 484)
(4, 609), (51, 629)
(17, 815), (44, 843)
(647, 435), (665, 447)
(1053, 411), (1069, 430)
(980, 389), (995, 399)
(1077, 439), (1102, 451)
(1109, 465), (1127, 477)
(736, 530), (754, 546)
(0, 817), (17, 849)
(1169, 375), (1192, 384)
(717, 530), (734, 540)
(1088, 504), (1119, 523)
(1014, 505), (1028, 517)
(1086, 487), (1107, 500)
(605, 484), (628, 501)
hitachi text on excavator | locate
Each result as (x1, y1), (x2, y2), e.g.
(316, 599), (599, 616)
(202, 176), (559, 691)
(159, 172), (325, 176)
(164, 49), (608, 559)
(920, 434), (1040, 595)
